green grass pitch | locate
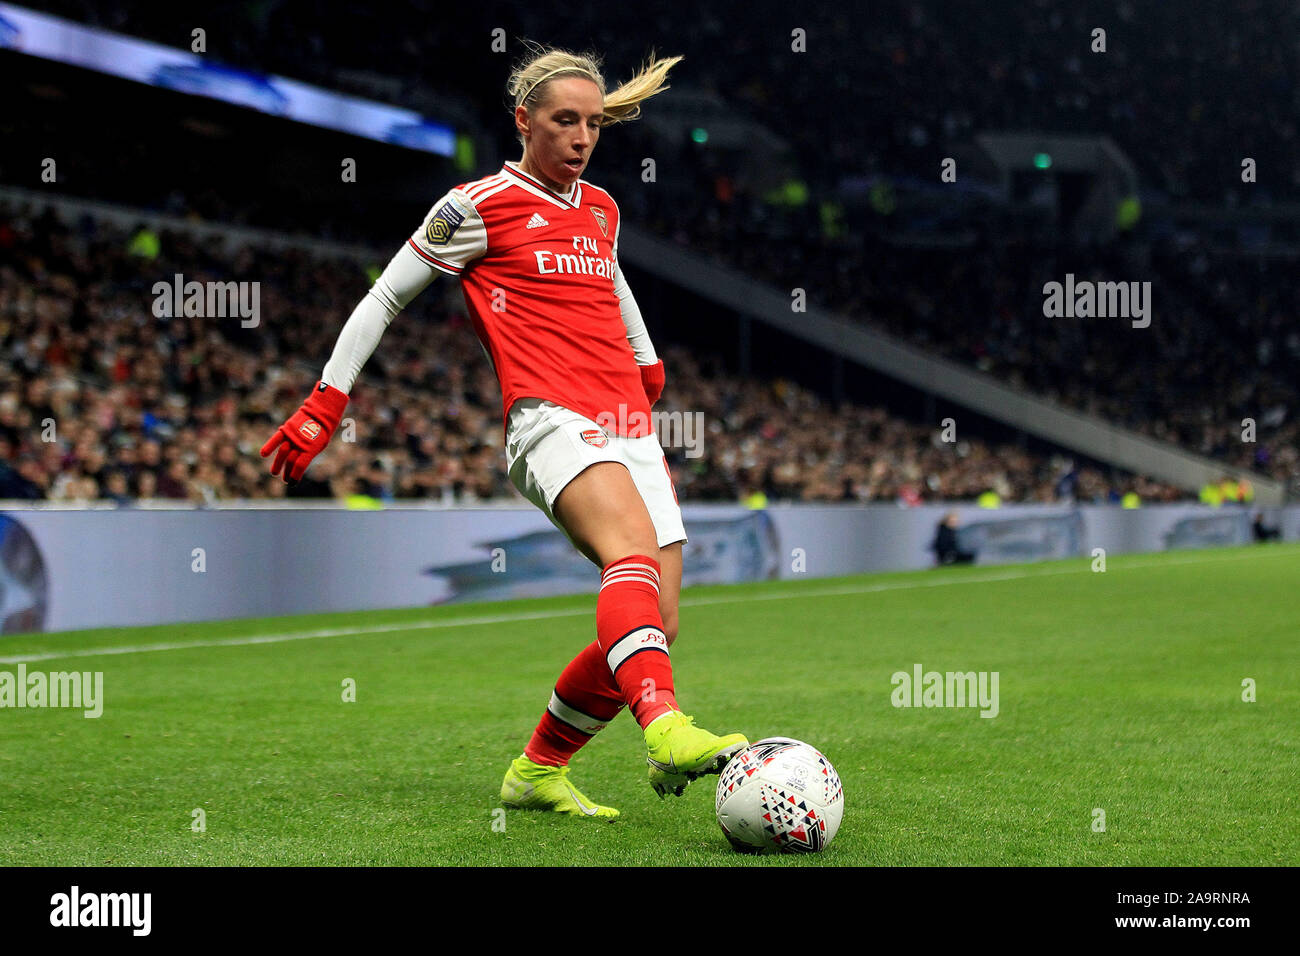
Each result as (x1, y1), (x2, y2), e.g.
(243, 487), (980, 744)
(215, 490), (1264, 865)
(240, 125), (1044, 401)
(1, 543), (1296, 866)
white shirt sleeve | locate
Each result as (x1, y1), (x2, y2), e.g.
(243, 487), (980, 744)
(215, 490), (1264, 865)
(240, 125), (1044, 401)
(320, 186), (489, 393)
(406, 187), (488, 275)
(611, 214), (657, 365)
(320, 242), (438, 393)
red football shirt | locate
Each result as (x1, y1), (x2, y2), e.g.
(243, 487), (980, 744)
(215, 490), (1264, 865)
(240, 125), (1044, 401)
(406, 162), (652, 437)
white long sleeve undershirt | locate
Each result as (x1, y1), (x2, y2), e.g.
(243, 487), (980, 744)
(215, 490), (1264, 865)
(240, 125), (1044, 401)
(320, 241), (657, 395)
(614, 265), (657, 366)
(321, 243), (437, 393)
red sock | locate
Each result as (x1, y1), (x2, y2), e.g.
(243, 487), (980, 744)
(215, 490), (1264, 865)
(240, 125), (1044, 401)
(523, 640), (625, 767)
(595, 555), (677, 728)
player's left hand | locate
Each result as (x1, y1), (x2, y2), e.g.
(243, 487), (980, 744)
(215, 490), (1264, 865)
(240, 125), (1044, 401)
(640, 359), (665, 407)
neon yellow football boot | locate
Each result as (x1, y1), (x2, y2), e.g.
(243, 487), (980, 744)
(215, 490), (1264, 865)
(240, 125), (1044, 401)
(644, 710), (748, 798)
(500, 754), (619, 819)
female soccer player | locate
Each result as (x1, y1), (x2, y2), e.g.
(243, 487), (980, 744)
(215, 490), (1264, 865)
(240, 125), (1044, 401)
(261, 44), (747, 819)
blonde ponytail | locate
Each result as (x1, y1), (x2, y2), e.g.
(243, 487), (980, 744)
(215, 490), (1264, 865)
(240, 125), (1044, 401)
(602, 52), (683, 125)
(507, 41), (682, 132)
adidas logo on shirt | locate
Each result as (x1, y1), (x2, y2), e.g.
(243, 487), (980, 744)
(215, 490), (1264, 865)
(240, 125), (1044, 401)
(525, 213), (549, 229)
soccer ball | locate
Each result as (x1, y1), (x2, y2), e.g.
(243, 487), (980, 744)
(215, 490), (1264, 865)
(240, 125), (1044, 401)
(715, 737), (844, 854)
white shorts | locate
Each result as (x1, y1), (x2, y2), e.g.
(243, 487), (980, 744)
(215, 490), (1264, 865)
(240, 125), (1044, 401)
(505, 399), (687, 550)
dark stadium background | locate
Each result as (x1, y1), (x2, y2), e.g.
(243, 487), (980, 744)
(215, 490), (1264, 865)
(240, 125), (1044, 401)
(2, 0), (1295, 507)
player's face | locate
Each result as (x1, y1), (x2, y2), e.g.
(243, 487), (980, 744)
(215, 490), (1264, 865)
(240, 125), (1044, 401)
(517, 77), (604, 190)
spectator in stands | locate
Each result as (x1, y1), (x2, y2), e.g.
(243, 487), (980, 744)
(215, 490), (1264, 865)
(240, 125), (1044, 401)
(100, 469), (133, 506)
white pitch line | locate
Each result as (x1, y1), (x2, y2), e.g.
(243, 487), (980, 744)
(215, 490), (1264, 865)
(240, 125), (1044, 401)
(0, 609), (594, 665)
(0, 546), (1291, 665)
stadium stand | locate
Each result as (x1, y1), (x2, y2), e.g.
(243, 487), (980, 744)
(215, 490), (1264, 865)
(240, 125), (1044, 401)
(0, 198), (1178, 505)
(5, 0), (1295, 500)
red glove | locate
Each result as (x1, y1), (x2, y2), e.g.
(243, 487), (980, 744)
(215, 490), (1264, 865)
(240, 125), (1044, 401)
(639, 359), (665, 407)
(260, 380), (349, 483)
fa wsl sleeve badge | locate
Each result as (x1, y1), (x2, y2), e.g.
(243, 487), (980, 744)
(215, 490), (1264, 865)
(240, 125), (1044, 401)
(426, 198), (469, 245)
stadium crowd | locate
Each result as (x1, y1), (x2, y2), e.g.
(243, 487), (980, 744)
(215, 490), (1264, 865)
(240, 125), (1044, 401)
(0, 200), (1176, 505)
(9, 0), (1296, 499)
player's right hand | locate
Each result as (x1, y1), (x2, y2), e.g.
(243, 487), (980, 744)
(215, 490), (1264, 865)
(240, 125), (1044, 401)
(260, 380), (350, 483)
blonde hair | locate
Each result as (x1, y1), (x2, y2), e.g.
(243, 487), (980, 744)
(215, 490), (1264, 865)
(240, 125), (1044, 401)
(507, 42), (682, 141)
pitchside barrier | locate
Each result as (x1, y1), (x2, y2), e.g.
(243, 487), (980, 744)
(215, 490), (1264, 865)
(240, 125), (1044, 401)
(0, 502), (1292, 635)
